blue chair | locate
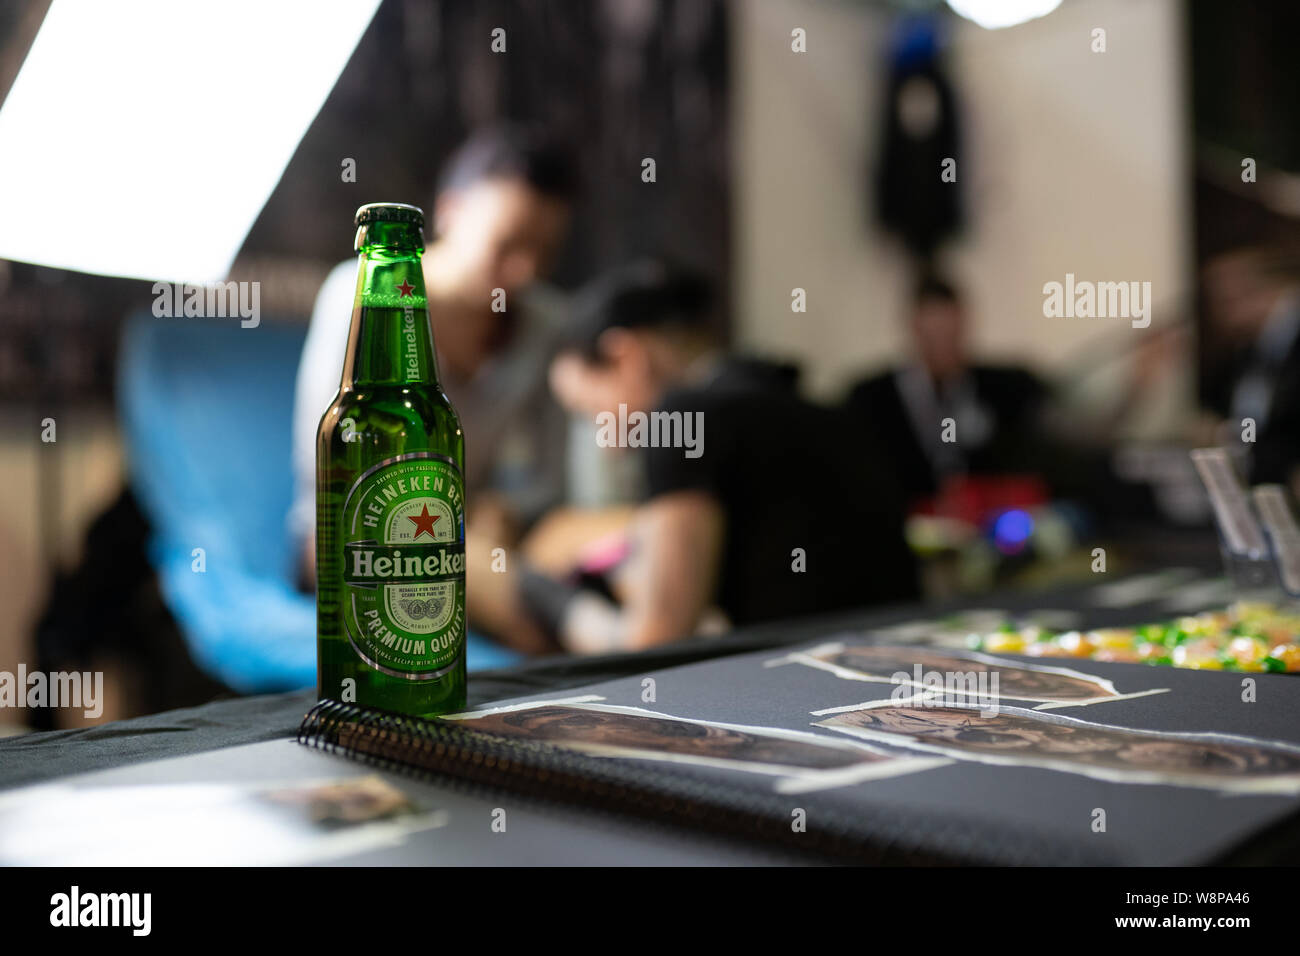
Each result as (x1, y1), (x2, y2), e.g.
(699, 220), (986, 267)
(117, 312), (520, 694)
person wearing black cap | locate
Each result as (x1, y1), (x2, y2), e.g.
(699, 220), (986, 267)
(517, 260), (919, 654)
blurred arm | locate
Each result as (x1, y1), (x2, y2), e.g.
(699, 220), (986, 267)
(560, 490), (724, 654)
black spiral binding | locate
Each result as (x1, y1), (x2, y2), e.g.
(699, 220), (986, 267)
(297, 698), (1109, 865)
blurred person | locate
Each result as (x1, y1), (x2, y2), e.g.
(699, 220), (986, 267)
(290, 125), (576, 653)
(1199, 245), (1300, 487)
(516, 261), (919, 654)
(844, 274), (1049, 506)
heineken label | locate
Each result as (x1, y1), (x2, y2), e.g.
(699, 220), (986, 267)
(340, 454), (465, 679)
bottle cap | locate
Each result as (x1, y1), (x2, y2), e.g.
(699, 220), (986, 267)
(354, 202), (425, 228)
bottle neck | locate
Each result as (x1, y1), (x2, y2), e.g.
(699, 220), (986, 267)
(341, 239), (441, 389)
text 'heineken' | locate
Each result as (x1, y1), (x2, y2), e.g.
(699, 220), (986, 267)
(316, 202), (466, 717)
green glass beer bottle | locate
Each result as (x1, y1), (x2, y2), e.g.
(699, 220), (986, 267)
(316, 202), (466, 717)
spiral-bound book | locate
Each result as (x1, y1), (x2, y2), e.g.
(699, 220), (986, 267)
(298, 637), (1300, 865)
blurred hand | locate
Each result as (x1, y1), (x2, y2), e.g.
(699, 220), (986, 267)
(465, 517), (554, 655)
(521, 505), (636, 577)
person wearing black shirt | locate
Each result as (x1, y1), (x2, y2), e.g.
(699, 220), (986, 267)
(1200, 246), (1300, 488)
(519, 261), (918, 654)
(845, 275), (1048, 505)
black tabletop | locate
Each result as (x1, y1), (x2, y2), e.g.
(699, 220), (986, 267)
(0, 563), (1247, 792)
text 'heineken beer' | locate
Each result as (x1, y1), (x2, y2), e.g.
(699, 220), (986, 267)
(316, 202), (466, 716)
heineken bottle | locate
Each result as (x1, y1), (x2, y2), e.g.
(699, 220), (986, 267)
(316, 202), (466, 717)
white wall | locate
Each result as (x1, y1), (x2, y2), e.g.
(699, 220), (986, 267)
(732, 0), (1193, 406)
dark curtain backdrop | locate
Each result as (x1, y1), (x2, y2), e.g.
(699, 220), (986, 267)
(242, 0), (731, 296)
(1189, 0), (1300, 403)
(0, 0), (732, 406)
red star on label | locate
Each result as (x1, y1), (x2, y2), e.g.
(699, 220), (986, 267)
(396, 279), (415, 297)
(407, 504), (439, 539)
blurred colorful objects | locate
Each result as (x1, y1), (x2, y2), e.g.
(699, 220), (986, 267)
(971, 601), (1300, 672)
